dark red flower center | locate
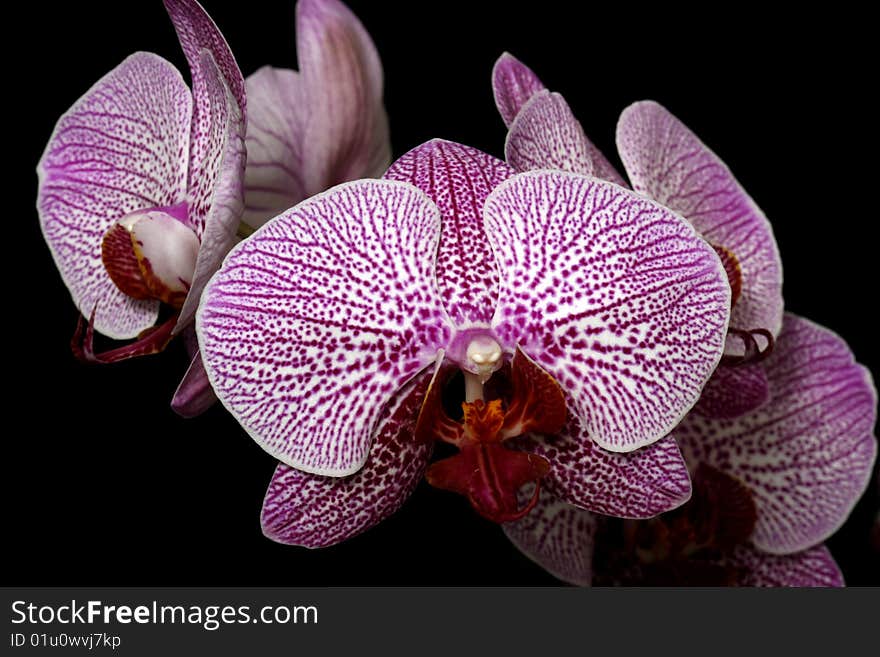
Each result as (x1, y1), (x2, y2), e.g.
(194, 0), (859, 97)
(415, 346), (566, 523)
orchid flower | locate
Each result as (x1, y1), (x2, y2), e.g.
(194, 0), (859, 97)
(504, 313), (878, 586)
(36, 1), (245, 399)
(197, 137), (733, 545)
(493, 54), (784, 414)
(241, 0), (391, 230)
(176, 0), (391, 417)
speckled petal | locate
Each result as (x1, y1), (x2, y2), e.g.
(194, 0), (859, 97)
(503, 494), (596, 586)
(492, 52), (546, 128)
(197, 179), (452, 476)
(727, 543), (844, 587)
(262, 372), (433, 548)
(37, 52), (191, 339)
(297, 0), (390, 195)
(242, 67), (306, 228)
(516, 406), (692, 518)
(486, 171), (730, 452)
(616, 101), (783, 341)
(505, 91), (594, 175)
(384, 139), (513, 325)
(164, 0), (245, 231)
(693, 364), (770, 419)
(677, 313), (878, 554)
(176, 51), (246, 331)
(163, 0), (245, 110)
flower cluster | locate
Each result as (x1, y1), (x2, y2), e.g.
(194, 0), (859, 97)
(37, 1), (876, 586)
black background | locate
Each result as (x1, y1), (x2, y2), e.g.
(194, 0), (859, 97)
(9, 0), (877, 585)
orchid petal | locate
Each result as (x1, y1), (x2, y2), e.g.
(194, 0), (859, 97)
(486, 171), (730, 452)
(727, 544), (844, 587)
(197, 179), (452, 476)
(616, 101), (783, 340)
(517, 409), (692, 518)
(297, 0), (391, 195)
(261, 371), (433, 548)
(162, 0), (245, 112)
(492, 52), (546, 128)
(176, 50), (246, 331)
(37, 52), (191, 339)
(163, 0), (244, 227)
(171, 350), (217, 418)
(242, 67), (307, 228)
(503, 495), (596, 586)
(693, 364), (770, 419)
(505, 91), (594, 176)
(384, 139), (513, 325)
(676, 313), (878, 554)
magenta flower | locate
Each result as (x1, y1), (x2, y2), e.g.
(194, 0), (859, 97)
(493, 54), (783, 399)
(505, 314), (877, 586)
(37, 0), (245, 369)
(197, 137), (733, 545)
(241, 0), (391, 229)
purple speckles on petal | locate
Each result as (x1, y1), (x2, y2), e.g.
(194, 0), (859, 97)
(492, 52), (546, 128)
(616, 100), (783, 341)
(262, 372), (433, 548)
(384, 139), (513, 326)
(677, 313), (878, 554)
(517, 405), (692, 518)
(37, 52), (191, 339)
(503, 494), (596, 586)
(505, 91), (594, 176)
(176, 50), (245, 332)
(728, 543), (844, 587)
(196, 179), (453, 476)
(693, 364), (770, 419)
(486, 171), (730, 453)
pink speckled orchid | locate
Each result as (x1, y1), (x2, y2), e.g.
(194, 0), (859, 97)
(197, 137), (734, 545)
(36, 0), (245, 398)
(240, 0), (391, 229)
(505, 314), (878, 586)
(493, 53), (784, 416)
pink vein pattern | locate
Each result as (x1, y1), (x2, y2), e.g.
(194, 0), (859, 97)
(196, 180), (452, 476)
(486, 171), (731, 452)
(492, 52), (547, 129)
(37, 53), (191, 339)
(676, 313), (878, 554)
(504, 493), (596, 586)
(517, 406), (692, 518)
(616, 100), (783, 339)
(693, 364), (770, 419)
(384, 139), (513, 326)
(728, 544), (844, 587)
(176, 51), (245, 331)
(505, 91), (594, 176)
(261, 372), (433, 547)
(243, 0), (390, 228)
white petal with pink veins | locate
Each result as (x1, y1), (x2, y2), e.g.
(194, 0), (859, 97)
(37, 52), (191, 339)
(197, 179), (453, 476)
(486, 170), (731, 453)
(677, 313), (877, 554)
